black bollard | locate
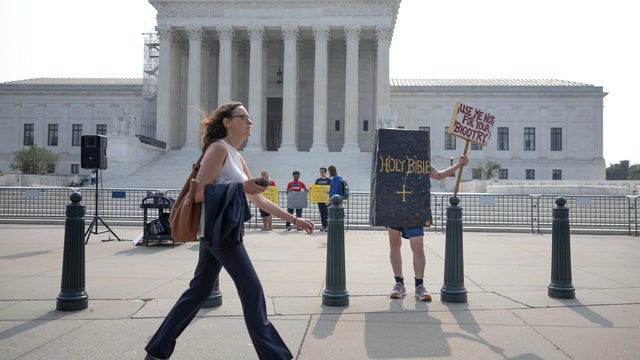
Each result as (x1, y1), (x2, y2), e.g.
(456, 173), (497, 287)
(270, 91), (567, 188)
(198, 240), (222, 308)
(441, 196), (467, 303)
(548, 197), (575, 299)
(202, 275), (223, 308)
(57, 192), (89, 311)
(322, 195), (349, 306)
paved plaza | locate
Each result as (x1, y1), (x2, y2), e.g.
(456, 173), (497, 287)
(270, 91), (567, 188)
(1, 224), (639, 359)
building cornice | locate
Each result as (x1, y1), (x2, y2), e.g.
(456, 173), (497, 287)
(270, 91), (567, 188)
(0, 78), (143, 94)
(150, 1), (401, 23)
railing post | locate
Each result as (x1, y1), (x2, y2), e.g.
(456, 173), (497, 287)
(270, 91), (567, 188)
(56, 192), (89, 311)
(548, 197), (575, 298)
(441, 196), (467, 303)
(322, 195), (349, 306)
(633, 197), (640, 236)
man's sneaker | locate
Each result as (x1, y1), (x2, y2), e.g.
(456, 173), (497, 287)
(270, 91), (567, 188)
(415, 284), (432, 301)
(389, 282), (406, 298)
(321, 226), (328, 232)
(286, 225), (291, 231)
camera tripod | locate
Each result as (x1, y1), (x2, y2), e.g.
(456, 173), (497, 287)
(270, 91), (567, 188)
(84, 169), (121, 244)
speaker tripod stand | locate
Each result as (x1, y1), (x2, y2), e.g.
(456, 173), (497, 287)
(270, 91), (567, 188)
(84, 169), (121, 244)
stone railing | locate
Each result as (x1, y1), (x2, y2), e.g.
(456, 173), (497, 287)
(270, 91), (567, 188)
(461, 180), (640, 196)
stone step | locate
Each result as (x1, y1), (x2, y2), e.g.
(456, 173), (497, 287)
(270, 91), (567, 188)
(101, 147), (379, 192)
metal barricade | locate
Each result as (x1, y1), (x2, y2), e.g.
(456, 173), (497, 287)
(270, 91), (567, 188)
(536, 195), (632, 235)
(0, 187), (637, 236)
(439, 194), (535, 233)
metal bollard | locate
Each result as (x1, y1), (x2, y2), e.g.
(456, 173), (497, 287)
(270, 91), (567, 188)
(202, 275), (223, 308)
(322, 195), (349, 306)
(548, 197), (575, 299)
(202, 238), (223, 308)
(56, 192), (89, 311)
(441, 196), (468, 303)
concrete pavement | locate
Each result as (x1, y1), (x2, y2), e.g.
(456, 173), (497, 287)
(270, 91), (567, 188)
(1, 224), (639, 359)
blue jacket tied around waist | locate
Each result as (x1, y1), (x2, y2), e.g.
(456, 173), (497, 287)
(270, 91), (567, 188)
(203, 183), (252, 250)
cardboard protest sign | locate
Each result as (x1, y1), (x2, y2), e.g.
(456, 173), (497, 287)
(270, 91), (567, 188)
(287, 191), (308, 209)
(448, 101), (495, 146)
(370, 128), (432, 227)
(309, 184), (330, 203)
(262, 185), (279, 204)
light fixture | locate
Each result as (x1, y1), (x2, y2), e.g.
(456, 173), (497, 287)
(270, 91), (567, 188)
(276, 40), (283, 83)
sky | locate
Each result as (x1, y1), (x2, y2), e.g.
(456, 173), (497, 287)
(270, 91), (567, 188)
(0, 0), (637, 165)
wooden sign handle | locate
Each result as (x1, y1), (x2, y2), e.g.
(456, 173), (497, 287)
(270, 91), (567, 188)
(453, 140), (470, 196)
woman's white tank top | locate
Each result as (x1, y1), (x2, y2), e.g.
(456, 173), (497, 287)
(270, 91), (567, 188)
(198, 139), (248, 236)
(214, 139), (248, 184)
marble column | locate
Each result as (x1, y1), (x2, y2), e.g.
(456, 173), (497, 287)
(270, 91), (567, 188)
(217, 26), (233, 105)
(376, 26), (393, 129)
(186, 27), (202, 148)
(156, 26), (172, 144)
(208, 45), (219, 111)
(279, 26), (299, 151)
(342, 26), (361, 152)
(201, 39), (212, 119)
(244, 26), (264, 151)
(167, 32), (187, 149)
(310, 26), (330, 152)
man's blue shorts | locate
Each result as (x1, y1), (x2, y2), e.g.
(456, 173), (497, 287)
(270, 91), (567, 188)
(388, 226), (424, 239)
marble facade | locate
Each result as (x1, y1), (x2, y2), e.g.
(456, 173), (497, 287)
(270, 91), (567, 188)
(0, 1), (607, 190)
(150, 0), (399, 153)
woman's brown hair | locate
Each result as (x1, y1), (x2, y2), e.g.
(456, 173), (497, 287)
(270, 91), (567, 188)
(200, 101), (243, 150)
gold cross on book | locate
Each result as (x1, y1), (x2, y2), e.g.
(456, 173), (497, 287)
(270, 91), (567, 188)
(395, 184), (412, 202)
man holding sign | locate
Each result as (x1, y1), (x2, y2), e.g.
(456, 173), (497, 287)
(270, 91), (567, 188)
(285, 170), (309, 231)
(258, 170), (277, 231)
(370, 129), (468, 301)
(312, 167), (331, 231)
(387, 156), (468, 301)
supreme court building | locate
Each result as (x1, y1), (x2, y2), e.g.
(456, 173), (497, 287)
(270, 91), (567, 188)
(150, 0), (396, 154)
(0, 1), (607, 190)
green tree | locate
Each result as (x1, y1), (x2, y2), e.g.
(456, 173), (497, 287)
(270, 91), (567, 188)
(471, 161), (501, 180)
(10, 145), (59, 174)
(482, 161), (501, 180)
(629, 164), (640, 180)
(606, 160), (629, 180)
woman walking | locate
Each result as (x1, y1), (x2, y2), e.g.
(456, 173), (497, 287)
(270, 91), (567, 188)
(145, 101), (314, 360)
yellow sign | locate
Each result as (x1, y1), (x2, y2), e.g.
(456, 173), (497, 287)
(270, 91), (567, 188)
(262, 185), (279, 204)
(309, 184), (330, 203)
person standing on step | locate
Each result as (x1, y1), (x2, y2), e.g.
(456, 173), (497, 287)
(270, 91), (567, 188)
(258, 169), (276, 231)
(285, 170), (309, 231)
(314, 167), (331, 231)
(327, 165), (342, 201)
